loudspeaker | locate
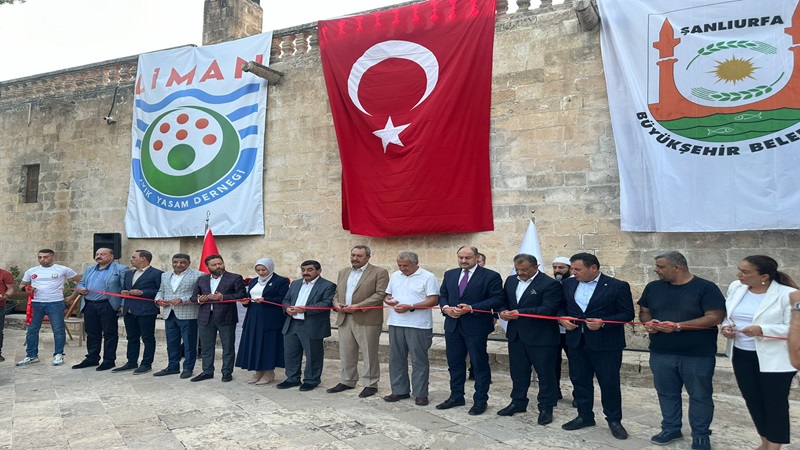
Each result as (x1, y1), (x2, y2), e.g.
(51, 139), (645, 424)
(93, 233), (122, 260)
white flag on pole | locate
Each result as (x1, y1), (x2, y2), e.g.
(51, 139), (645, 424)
(500, 218), (543, 331)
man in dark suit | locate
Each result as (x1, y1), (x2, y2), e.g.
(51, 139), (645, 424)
(558, 252), (634, 440)
(114, 250), (163, 375)
(189, 254), (247, 382)
(497, 254), (563, 425)
(436, 245), (504, 416)
(277, 260), (336, 391)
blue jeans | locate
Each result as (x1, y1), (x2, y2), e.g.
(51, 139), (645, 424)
(649, 352), (715, 438)
(26, 301), (66, 357)
(165, 313), (197, 371)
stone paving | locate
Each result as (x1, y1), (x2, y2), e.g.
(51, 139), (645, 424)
(1, 327), (798, 450)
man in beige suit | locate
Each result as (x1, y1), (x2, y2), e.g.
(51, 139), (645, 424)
(327, 245), (389, 398)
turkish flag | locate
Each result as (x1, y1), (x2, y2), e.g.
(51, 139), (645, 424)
(198, 228), (220, 274)
(319, 0), (496, 237)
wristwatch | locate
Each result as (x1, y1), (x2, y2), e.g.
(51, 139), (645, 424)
(792, 303), (800, 312)
(675, 324), (682, 332)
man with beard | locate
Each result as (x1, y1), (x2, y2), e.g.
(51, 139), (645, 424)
(190, 254), (247, 382)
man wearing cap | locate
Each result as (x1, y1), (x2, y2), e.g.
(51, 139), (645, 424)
(552, 256), (573, 404)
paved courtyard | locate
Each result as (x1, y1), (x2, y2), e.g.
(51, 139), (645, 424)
(1, 327), (798, 449)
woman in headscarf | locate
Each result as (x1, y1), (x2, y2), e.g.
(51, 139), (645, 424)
(235, 258), (290, 384)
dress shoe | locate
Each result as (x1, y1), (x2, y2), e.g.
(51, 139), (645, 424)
(72, 360), (99, 369)
(132, 365), (151, 375)
(538, 410), (553, 425)
(249, 371), (265, 384)
(562, 416), (596, 431)
(435, 398), (466, 410)
(326, 383), (355, 393)
(571, 399), (578, 408)
(276, 380), (301, 389)
(255, 372), (275, 385)
(153, 368), (180, 377)
(96, 362), (116, 371)
(383, 394), (410, 402)
(415, 397), (429, 406)
(557, 391), (563, 400)
(359, 387), (378, 398)
(298, 383), (316, 391)
(111, 362), (138, 372)
(180, 370), (193, 379)
(608, 421), (628, 440)
(468, 402), (487, 415)
(190, 372), (214, 382)
(221, 374), (233, 382)
(497, 403), (527, 416)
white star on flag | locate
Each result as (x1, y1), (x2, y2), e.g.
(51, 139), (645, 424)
(372, 116), (410, 152)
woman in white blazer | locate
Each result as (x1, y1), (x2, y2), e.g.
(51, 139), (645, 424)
(721, 255), (798, 450)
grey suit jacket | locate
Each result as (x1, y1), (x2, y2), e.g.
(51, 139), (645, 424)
(281, 277), (336, 340)
(156, 268), (203, 320)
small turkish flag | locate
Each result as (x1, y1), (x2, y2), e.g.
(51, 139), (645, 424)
(198, 228), (220, 274)
(319, 0), (496, 237)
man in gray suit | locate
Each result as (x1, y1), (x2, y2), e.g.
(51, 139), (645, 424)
(277, 260), (336, 391)
(154, 253), (203, 379)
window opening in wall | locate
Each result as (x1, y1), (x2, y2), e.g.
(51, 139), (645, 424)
(23, 164), (40, 203)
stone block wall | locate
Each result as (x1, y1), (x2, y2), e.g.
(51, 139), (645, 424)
(1, 2), (798, 347)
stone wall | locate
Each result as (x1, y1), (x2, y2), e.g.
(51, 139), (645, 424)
(0, 1), (798, 347)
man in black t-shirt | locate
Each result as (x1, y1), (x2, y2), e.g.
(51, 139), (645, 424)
(638, 251), (725, 450)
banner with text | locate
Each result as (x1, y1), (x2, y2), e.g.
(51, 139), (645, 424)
(125, 33), (271, 237)
(599, 0), (800, 231)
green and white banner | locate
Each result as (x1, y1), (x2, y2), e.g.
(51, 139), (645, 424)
(599, 0), (800, 231)
(125, 33), (271, 237)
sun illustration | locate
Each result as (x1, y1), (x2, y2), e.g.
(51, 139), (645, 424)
(709, 55), (758, 84)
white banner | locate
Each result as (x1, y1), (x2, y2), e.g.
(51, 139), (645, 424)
(599, 0), (800, 231)
(125, 33), (272, 237)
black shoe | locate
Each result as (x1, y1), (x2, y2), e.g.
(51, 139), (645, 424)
(96, 362), (115, 371)
(153, 368), (180, 377)
(0, 355), (4, 362)
(221, 374), (232, 382)
(383, 394), (411, 402)
(111, 362), (138, 372)
(651, 430), (684, 446)
(132, 365), (151, 375)
(326, 383), (355, 393)
(298, 383), (316, 391)
(571, 399), (578, 408)
(608, 421), (628, 440)
(180, 370), (193, 379)
(562, 416), (596, 431)
(190, 372), (214, 382)
(468, 370), (475, 380)
(468, 402), (487, 415)
(538, 410), (553, 425)
(497, 403), (527, 416)
(691, 437), (711, 450)
(435, 398), (466, 410)
(71, 360), (99, 369)
(276, 380), (301, 389)
(557, 391), (563, 400)
(358, 387), (378, 398)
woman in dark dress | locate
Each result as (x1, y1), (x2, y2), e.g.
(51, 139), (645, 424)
(236, 258), (290, 384)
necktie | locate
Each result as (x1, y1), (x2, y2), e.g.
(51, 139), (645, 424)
(458, 269), (469, 296)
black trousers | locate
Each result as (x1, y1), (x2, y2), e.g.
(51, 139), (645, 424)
(123, 313), (156, 366)
(84, 300), (119, 363)
(568, 335), (623, 422)
(508, 339), (558, 412)
(732, 347), (795, 444)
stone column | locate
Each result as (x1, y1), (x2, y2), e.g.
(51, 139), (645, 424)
(203, 0), (264, 46)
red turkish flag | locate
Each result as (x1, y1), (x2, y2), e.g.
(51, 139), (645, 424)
(319, 0), (496, 237)
(198, 228), (220, 274)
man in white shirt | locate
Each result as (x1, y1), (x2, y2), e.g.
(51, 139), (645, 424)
(278, 260), (336, 391)
(382, 251), (439, 406)
(17, 249), (81, 366)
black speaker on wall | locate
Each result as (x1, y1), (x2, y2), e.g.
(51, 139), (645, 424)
(93, 233), (122, 260)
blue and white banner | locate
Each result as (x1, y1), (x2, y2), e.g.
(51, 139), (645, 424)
(599, 0), (800, 231)
(125, 33), (272, 237)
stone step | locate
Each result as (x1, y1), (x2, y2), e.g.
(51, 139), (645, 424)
(6, 314), (798, 399)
